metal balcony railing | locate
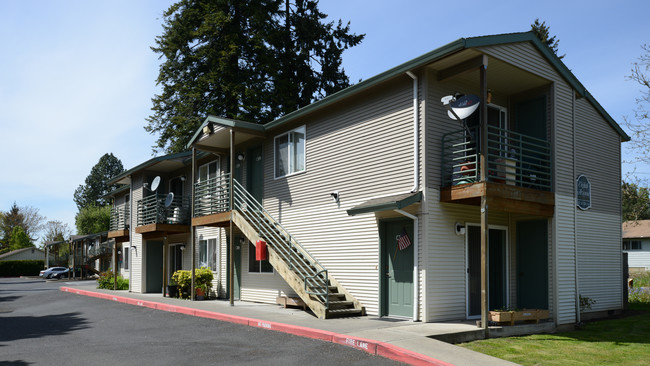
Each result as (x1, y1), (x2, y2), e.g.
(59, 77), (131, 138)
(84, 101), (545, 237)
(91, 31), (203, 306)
(193, 174), (230, 217)
(442, 125), (552, 190)
(109, 204), (130, 231)
(136, 194), (189, 226)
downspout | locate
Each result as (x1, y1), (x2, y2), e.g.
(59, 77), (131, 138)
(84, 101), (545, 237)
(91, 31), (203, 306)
(572, 90), (581, 324)
(395, 209), (419, 322)
(129, 175), (133, 292)
(406, 71), (419, 193)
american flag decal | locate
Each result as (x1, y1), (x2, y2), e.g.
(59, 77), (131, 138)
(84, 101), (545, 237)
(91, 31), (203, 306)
(397, 227), (411, 251)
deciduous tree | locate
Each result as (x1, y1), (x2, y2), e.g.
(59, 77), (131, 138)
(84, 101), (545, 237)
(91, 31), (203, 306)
(622, 181), (650, 222)
(8, 227), (33, 251)
(75, 205), (111, 235)
(624, 44), (650, 163)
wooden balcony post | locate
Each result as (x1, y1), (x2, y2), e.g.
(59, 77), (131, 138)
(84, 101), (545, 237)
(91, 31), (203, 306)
(480, 57), (489, 333)
(191, 147), (196, 301)
(162, 234), (168, 297)
(229, 128), (235, 306)
(113, 239), (117, 291)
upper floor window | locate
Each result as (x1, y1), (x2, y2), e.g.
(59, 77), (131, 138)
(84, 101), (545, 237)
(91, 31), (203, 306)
(274, 126), (305, 178)
(198, 160), (219, 182)
(623, 240), (642, 251)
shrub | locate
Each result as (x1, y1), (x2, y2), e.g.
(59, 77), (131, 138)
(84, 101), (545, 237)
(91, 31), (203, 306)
(629, 287), (650, 304)
(171, 268), (214, 298)
(96, 270), (129, 290)
(0, 260), (44, 276)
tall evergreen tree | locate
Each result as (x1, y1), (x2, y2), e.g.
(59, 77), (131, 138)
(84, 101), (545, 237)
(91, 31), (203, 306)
(73, 153), (125, 210)
(146, 0), (364, 154)
(0, 203), (24, 247)
(531, 18), (564, 59)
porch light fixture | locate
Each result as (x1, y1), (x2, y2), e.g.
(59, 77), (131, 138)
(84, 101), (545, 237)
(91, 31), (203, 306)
(180, 175), (186, 182)
(179, 245), (185, 251)
(237, 153), (245, 161)
(455, 222), (466, 236)
(330, 191), (340, 203)
(202, 124), (213, 135)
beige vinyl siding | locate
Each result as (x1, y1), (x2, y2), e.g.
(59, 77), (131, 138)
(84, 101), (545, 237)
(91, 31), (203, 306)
(130, 175), (144, 293)
(574, 98), (623, 312)
(480, 42), (578, 324)
(261, 76), (416, 315)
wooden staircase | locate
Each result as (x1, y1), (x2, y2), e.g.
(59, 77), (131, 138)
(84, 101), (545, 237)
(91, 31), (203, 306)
(232, 180), (364, 319)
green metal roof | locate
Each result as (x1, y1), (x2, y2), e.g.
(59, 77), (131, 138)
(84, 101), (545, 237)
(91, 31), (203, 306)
(107, 150), (193, 185)
(187, 31), (628, 144)
(264, 31), (628, 141)
(347, 192), (422, 216)
(186, 116), (267, 150)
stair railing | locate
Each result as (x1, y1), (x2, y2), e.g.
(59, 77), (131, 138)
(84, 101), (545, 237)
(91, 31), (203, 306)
(231, 179), (329, 308)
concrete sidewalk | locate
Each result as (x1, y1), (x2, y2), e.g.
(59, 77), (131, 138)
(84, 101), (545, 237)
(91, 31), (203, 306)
(59, 281), (519, 366)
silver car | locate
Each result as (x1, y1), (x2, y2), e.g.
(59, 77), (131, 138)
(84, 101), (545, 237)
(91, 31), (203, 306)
(40, 267), (68, 279)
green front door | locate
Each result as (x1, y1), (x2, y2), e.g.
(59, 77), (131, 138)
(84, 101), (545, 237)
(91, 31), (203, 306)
(145, 240), (163, 293)
(467, 226), (508, 317)
(246, 145), (264, 202)
(516, 220), (548, 309)
(381, 219), (413, 317)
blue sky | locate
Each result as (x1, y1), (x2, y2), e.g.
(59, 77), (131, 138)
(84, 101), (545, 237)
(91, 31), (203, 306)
(0, 0), (648, 240)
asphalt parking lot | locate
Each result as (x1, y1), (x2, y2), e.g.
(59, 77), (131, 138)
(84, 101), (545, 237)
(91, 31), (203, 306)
(0, 278), (403, 365)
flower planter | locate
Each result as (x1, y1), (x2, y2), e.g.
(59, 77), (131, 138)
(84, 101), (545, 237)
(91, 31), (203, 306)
(167, 285), (178, 298)
(489, 309), (549, 326)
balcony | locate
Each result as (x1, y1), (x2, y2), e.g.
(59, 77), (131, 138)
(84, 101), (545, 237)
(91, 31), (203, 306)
(135, 193), (190, 238)
(108, 204), (130, 242)
(440, 125), (554, 216)
(191, 174), (231, 227)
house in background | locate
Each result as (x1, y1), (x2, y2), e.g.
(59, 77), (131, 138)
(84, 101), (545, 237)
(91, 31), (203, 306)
(0, 247), (53, 262)
(622, 220), (650, 272)
(181, 31), (627, 329)
(118, 31), (627, 333)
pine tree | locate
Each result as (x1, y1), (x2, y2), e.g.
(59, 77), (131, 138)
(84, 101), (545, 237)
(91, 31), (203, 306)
(73, 153), (125, 210)
(531, 18), (564, 59)
(146, 0), (364, 154)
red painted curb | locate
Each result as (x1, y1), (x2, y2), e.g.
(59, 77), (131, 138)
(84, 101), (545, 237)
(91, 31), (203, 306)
(248, 319), (336, 342)
(60, 287), (453, 365)
(377, 342), (455, 366)
(332, 334), (378, 354)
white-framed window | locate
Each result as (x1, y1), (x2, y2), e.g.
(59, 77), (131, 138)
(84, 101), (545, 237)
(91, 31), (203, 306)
(199, 238), (218, 271)
(623, 240), (642, 251)
(248, 241), (273, 273)
(274, 125), (305, 178)
(198, 160), (219, 182)
(123, 244), (129, 270)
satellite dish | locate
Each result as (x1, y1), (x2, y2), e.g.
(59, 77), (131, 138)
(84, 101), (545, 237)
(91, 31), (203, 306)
(164, 192), (174, 207)
(448, 94), (480, 120)
(151, 176), (161, 191)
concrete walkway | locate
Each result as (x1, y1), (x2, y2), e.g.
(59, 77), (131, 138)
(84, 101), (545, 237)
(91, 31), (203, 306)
(58, 281), (519, 366)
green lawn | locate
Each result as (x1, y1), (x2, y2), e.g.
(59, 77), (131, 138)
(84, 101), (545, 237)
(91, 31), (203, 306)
(460, 303), (650, 365)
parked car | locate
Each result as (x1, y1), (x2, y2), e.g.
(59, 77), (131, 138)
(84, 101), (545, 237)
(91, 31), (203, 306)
(40, 267), (68, 279)
(50, 268), (82, 279)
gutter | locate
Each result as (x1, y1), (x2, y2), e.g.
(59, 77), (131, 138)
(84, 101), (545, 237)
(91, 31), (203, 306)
(406, 71), (419, 193)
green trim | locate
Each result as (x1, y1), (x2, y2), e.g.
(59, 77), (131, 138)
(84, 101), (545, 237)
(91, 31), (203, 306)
(186, 116), (266, 150)
(101, 184), (130, 200)
(186, 31), (628, 144)
(347, 192), (422, 216)
(107, 151), (192, 185)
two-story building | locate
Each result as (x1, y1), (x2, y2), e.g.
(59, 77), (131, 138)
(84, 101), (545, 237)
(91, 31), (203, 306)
(119, 31), (627, 330)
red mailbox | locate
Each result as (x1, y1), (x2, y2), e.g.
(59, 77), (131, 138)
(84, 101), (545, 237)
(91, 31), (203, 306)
(256, 239), (267, 261)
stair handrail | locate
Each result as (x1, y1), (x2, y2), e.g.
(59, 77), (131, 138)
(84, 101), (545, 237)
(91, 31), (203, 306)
(231, 179), (330, 307)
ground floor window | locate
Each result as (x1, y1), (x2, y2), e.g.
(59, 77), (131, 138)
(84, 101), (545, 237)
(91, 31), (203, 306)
(199, 238), (218, 271)
(248, 241), (273, 273)
(123, 244), (129, 270)
(623, 240), (642, 251)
